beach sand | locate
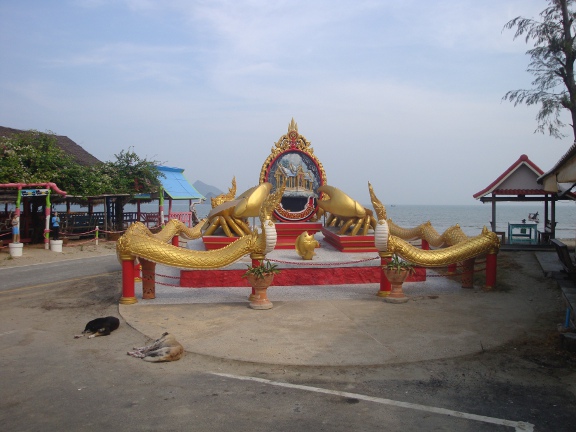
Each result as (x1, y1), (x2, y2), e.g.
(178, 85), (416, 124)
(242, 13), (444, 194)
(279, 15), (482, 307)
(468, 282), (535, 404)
(0, 238), (117, 268)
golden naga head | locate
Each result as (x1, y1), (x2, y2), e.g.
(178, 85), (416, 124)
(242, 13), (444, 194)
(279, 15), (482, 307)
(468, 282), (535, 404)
(211, 177), (237, 208)
(260, 180), (286, 222)
(368, 182), (387, 221)
(295, 231), (319, 260)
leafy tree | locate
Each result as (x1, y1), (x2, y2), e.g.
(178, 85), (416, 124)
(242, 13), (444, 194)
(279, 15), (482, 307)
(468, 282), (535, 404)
(0, 131), (164, 231)
(0, 130), (76, 184)
(104, 148), (163, 196)
(0, 132), (162, 196)
(94, 148), (164, 230)
(503, 0), (576, 140)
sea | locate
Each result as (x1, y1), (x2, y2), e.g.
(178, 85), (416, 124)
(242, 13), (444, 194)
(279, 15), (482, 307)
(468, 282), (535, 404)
(93, 201), (576, 240)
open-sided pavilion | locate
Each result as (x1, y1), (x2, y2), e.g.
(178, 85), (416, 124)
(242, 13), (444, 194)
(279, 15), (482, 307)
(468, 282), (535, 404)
(473, 154), (575, 243)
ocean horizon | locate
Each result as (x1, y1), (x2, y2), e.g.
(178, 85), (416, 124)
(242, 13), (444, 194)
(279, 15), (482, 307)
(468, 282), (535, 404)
(111, 202), (576, 240)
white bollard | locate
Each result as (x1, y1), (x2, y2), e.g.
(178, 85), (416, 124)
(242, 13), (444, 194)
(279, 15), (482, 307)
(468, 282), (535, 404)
(50, 239), (63, 253)
(9, 242), (23, 257)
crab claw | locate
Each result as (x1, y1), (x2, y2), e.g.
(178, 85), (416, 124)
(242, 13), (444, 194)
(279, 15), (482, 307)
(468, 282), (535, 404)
(317, 185), (366, 218)
(233, 183), (272, 218)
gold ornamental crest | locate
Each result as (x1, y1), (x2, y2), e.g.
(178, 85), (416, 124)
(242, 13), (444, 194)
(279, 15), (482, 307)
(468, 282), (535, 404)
(259, 119), (327, 222)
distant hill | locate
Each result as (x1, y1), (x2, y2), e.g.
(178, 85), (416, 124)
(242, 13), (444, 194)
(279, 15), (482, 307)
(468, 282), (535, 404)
(193, 180), (224, 200)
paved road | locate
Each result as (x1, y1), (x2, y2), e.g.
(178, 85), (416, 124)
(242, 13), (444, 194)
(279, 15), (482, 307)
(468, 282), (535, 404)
(0, 255), (120, 291)
(0, 252), (574, 431)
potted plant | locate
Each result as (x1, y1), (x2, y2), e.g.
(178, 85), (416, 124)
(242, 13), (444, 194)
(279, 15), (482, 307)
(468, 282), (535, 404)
(242, 260), (280, 310)
(382, 254), (415, 304)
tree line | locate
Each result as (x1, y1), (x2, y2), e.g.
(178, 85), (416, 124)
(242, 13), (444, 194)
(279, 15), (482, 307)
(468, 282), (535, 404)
(0, 129), (163, 199)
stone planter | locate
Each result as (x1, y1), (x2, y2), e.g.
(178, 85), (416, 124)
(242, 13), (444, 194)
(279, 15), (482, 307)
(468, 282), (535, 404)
(246, 274), (275, 310)
(383, 269), (410, 303)
(50, 239), (63, 253)
(9, 242), (23, 258)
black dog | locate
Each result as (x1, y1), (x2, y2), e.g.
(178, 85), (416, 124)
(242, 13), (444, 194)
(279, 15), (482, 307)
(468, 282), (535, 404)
(75, 316), (120, 339)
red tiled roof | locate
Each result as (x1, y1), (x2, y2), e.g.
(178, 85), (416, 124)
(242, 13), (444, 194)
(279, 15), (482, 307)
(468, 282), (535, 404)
(473, 154), (547, 199)
(492, 189), (547, 195)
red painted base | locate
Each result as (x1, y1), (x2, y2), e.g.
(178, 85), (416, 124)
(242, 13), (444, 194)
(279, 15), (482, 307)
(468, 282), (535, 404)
(180, 265), (425, 287)
(274, 222), (323, 249)
(321, 227), (377, 253)
(202, 235), (236, 250)
(202, 222), (323, 250)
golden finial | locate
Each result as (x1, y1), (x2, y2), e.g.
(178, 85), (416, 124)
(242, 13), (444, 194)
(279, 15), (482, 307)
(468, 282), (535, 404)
(288, 118), (298, 134)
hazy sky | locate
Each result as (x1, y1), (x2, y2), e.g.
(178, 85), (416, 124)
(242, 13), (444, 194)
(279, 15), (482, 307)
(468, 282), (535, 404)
(1, 0), (573, 205)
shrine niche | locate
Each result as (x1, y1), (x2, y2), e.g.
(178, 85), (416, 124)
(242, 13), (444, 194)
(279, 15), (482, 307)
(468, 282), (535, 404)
(259, 119), (327, 222)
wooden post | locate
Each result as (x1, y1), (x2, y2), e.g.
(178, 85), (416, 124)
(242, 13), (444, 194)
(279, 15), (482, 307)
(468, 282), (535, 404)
(141, 258), (156, 300)
(485, 253), (497, 291)
(461, 258), (475, 289)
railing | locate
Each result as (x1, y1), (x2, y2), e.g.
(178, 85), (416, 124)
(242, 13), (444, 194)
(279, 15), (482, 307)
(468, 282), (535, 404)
(167, 212), (192, 227)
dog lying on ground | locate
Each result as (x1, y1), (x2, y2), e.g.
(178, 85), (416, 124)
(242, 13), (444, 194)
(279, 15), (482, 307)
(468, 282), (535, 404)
(127, 332), (184, 362)
(74, 316), (120, 339)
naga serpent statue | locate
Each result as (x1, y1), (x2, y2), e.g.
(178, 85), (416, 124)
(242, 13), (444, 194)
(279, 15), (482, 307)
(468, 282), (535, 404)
(368, 182), (500, 267)
(117, 183), (284, 270)
(316, 182), (499, 266)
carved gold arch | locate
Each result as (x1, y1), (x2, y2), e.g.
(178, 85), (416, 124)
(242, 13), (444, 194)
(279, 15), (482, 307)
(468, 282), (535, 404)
(259, 119), (328, 222)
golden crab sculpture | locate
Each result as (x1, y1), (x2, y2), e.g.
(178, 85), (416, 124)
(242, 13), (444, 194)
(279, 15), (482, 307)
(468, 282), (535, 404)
(203, 182), (273, 237)
(318, 185), (377, 235)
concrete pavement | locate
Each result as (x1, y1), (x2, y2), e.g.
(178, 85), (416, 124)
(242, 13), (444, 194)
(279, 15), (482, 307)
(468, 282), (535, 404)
(120, 239), (565, 366)
(1, 237), (565, 367)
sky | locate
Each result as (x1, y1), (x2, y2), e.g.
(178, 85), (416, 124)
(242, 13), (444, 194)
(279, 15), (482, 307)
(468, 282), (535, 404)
(1, 0), (574, 206)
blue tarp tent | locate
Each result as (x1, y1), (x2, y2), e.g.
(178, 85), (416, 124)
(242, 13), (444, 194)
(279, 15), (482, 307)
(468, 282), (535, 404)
(133, 166), (205, 227)
(134, 166), (205, 201)
(157, 166), (205, 200)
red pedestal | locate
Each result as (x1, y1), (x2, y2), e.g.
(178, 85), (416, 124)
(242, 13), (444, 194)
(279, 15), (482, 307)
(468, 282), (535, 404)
(202, 235), (237, 250)
(180, 265), (425, 288)
(275, 222), (322, 249)
(202, 222), (323, 250)
(321, 227), (377, 253)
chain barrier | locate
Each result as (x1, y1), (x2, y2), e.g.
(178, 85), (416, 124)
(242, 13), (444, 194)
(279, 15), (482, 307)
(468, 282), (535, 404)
(268, 256), (379, 267)
(141, 270), (182, 288)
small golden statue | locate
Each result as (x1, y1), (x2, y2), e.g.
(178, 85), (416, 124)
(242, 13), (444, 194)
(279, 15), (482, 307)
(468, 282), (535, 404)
(295, 231), (319, 260)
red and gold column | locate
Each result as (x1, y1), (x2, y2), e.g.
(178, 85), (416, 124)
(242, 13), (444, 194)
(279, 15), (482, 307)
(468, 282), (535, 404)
(119, 251), (137, 304)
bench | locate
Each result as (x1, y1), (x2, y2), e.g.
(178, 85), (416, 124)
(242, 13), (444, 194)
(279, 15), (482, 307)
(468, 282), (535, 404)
(551, 239), (576, 282)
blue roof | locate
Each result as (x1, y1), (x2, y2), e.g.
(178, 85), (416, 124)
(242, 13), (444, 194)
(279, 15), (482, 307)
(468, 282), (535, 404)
(157, 166), (205, 200)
